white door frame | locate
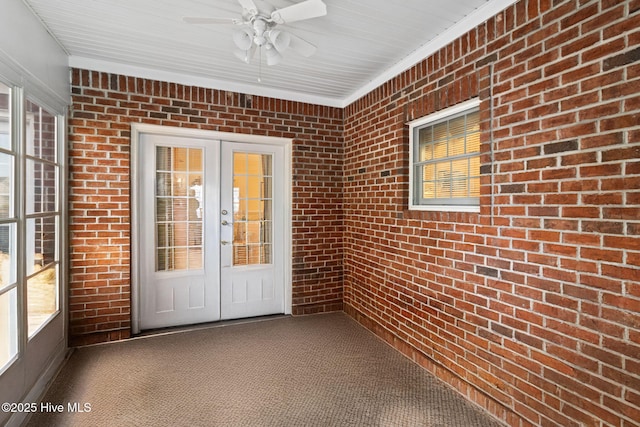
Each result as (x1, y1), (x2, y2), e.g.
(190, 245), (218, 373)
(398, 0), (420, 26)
(130, 124), (293, 334)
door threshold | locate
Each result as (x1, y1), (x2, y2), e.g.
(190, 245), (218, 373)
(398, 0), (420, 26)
(136, 314), (290, 339)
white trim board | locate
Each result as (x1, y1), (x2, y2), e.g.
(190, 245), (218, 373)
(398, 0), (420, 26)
(69, 56), (343, 108)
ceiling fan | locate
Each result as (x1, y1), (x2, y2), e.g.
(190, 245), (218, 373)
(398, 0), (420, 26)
(183, 0), (327, 66)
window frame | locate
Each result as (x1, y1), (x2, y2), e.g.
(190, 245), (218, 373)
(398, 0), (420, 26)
(0, 84), (18, 373)
(24, 98), (62, 338)
(408, 98), (481, 212)
(0, 80), (65, 375)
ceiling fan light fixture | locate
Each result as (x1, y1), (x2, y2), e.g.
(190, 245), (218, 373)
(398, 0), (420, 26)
(265, 46), (283, 66)
(268, 30), (291, 53)
(232, 28), (253, 51)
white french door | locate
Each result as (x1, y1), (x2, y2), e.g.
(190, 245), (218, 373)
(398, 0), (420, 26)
(137, 131), (286, 330)
(220, 142), (284, 319)
(138, 134), (219, 329)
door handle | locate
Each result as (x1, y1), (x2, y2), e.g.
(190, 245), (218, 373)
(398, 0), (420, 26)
(221, 240), (231, 245)
(221, 220), (231, 226)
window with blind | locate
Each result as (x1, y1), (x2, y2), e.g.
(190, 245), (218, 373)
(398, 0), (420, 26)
(409, 99), (481, 212)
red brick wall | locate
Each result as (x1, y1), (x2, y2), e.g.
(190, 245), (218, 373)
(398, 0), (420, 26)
(68, 69), (344, 345)
(343, 1), (640, 426)
(67, 0), (640, 424)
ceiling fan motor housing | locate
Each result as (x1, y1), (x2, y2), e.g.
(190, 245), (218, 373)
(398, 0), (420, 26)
(252, 18), (269, 46)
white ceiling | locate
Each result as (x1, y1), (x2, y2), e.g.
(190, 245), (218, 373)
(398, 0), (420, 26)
(22, 0), (515, 107)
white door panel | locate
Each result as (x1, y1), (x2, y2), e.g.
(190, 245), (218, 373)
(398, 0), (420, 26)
(139, 134), (220, 330)
(221, 266), (277, 319)
(220, 142), (284, 320)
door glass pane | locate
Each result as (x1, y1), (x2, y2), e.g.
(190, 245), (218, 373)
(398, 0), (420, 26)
(156, 172), (171, 196)
(232, 152), (272, 266)
(0, 288), (18, 369)
(188, 248), (203, 270)
(157, 249), (167, 271)
(26, 100), (57, 162)
(173, 148), (188, 171)
(155, 146), (203, 272)
(173, 173), (188, 196)
(173, 223), (188, 246)
(27, 265), (58, 337)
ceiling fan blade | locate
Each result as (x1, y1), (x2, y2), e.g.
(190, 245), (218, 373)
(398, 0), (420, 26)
(288, 33), (317, 57)
(183, 17), (239, 25)
(271, 0), (327, 24)
(237, 0), (258, 14)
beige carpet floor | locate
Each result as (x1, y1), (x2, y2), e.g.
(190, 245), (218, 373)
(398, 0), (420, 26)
(26, 312), (504, 427)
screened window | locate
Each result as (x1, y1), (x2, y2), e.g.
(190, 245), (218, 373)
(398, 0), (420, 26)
(409, 99), (481, 211)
